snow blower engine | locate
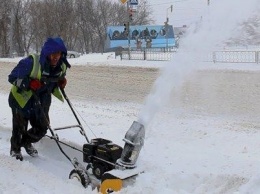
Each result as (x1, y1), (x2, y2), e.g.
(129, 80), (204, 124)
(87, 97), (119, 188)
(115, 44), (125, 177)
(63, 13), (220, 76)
(82, 121), (145, 181)
(83, 138), (122, 179)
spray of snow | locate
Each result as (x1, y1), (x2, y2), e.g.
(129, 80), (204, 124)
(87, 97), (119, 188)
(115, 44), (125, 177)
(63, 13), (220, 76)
(138, 0), (259, 129)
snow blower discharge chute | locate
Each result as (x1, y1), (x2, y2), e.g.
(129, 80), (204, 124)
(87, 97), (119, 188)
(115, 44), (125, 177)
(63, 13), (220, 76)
(35, 88), (145, 193)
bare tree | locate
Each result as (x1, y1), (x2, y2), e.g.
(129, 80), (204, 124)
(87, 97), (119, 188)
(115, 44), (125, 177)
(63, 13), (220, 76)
(0, 0), (153, 56)
(11, 0), (31, 56)
(0, 0), (13, 57)
(133, 0), (154, 25)
(75, 0), (94, 53)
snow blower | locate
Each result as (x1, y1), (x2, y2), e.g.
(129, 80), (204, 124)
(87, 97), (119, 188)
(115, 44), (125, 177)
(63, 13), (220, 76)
(33, 88), (145, 193)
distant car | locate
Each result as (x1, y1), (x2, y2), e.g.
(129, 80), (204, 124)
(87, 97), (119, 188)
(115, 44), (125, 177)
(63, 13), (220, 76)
(67, 51), (81, 58)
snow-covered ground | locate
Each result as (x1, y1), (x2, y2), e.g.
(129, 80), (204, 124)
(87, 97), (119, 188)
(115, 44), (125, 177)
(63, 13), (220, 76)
(2, 0), (260, 193)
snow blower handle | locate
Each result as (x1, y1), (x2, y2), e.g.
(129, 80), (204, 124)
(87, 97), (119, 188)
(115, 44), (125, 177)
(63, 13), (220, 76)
(60, 88), (90, 143)
(31, 91), (77, 164)
(60, 88), (82, 128)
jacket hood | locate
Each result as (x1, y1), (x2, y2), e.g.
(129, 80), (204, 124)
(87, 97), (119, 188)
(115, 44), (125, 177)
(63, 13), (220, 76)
(40, 37), (69, 67)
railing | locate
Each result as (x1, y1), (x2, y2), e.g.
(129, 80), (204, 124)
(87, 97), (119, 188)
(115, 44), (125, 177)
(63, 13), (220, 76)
(121, 49), (260, 63)
(212, 51), (259, 63)
(121, 47), (177, 61)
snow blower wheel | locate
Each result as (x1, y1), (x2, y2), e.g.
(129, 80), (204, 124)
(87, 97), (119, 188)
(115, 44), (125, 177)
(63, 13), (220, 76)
(69, 169), (89, 188)
(93, 164), (106, 179)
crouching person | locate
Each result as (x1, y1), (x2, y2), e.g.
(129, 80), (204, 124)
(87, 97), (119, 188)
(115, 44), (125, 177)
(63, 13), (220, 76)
(8, 37), (70, 161)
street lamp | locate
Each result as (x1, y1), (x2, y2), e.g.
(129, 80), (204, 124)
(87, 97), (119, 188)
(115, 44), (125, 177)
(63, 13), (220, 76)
(166, 5), (173, 24)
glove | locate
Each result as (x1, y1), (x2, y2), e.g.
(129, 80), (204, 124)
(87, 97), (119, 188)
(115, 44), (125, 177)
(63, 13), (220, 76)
(58, 77), (67, 89)
(15, 77), (29, 90)
(29, 79), (42, 91)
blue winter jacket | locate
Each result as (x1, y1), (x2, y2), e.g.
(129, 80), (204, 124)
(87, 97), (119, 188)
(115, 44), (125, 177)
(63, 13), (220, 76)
(9, 37), (70, 84)
(8, 37), (71, 115)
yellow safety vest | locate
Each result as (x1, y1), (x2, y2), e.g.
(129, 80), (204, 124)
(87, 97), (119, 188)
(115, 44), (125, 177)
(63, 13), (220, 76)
(11, 54), (67, 108)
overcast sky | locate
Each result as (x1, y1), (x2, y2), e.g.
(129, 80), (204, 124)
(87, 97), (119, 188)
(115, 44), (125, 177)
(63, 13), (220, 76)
(148, 0), (208, 26)
(117, 0), (208, 26)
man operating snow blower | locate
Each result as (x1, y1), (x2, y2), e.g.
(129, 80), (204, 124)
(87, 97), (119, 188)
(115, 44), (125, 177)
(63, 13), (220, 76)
(8, 37), (71, 161)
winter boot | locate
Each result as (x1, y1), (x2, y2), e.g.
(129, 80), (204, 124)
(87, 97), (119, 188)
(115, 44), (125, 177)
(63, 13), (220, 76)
(10, 150), (23, 161)
(24, 143), (38, 157)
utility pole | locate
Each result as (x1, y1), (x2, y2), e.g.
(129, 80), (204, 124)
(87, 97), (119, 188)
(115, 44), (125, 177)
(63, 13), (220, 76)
(165, 5), (173, 51)
(122, 0), (137, 59)
(127, 1), (131, 59)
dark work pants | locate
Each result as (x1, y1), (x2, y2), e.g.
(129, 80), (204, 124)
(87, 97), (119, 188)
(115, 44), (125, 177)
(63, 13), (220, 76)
(10, 105), (49, 152)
